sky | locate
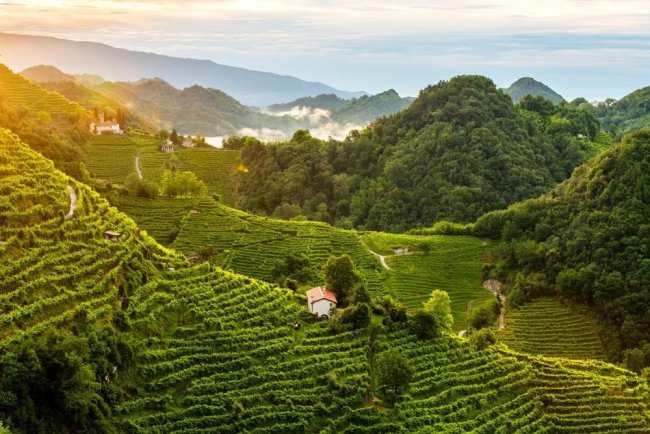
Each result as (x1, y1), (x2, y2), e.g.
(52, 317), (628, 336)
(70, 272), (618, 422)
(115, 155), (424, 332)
(2, 0), (650, 100)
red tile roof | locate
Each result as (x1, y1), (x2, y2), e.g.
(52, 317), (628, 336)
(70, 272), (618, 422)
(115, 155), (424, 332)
(306, 286), (337, 305)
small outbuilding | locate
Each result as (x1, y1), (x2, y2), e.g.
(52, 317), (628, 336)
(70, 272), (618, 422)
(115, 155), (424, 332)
(104, 230), (123, 242)
(160, 142), (174, 153)
(306, 286), (338, 319)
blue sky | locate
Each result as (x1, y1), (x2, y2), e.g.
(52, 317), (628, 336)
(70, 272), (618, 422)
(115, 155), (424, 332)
(2, 0), (650, 100)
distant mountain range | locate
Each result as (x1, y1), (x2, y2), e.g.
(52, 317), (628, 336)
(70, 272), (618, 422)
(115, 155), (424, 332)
(0, 32), (365, 106)
(19, 64), (409, 138)
(502, 77), (565, 104)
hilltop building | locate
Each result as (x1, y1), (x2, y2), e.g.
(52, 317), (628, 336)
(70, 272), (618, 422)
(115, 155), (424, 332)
(306, 286), (337, 319)
(182, 136), (194, 148)
(89, 113), (122, 135)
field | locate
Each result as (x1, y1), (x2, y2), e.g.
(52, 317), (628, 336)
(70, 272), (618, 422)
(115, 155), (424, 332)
(499, 298), (607, 360)
(362, 232), (493, 331)
(2, 128), (649, 433)
(82, 135), (139, 183)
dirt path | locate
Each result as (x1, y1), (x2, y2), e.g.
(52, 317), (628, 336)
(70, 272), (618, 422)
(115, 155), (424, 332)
(360, 238), (392, 271)
(135, 155), (143, 179)
(64, 185), (77, 220)
(369, 250), (391, 271)
(483, 279), (505, 330)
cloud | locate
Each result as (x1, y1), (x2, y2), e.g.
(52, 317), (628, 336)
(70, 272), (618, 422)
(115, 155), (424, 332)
(237, 127), (288, 141)
(261, 106), (331, 125)
(3, 1), (650, 99)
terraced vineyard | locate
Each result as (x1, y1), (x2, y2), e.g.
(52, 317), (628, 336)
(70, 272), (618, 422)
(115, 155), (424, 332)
(2, 127), (649, 433)
(0, 128), (177, 348)
(0, 63), (87, 122)
(172, 199), (384, 293)
(116, 196), (200, 245)
(499, 298), (606, 360)
(118, 266), (650, 432)
(176, 147), (240, 205)
(83, 135), (139, 183)
(363, 233), (493, 331)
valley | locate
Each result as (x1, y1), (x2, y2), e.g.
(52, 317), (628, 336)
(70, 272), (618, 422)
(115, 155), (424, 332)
(0, 56), (649, 433)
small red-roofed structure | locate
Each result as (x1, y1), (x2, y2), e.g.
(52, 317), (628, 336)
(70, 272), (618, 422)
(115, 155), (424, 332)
(306, 286), (338, 319)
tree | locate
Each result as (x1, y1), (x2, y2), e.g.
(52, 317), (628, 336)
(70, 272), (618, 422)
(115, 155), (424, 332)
(423, 289), (453, 333)
(375, 349), (412, 404)
(161, 170), (208, 198)
(409, 309), (438, 340)
(469, 328), (497, 350)
(350, 283), (371, 305)
(170, 128), (179, 145)
(340, 303), (371, 330)
(322, 254), (361, 306)
(469, 298), (500, 330)
(158, 129), (170, 141)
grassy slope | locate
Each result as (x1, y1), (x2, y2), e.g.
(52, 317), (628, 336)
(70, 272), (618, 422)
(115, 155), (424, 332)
(2, 128), (649, 432)
(499, 298), (606, 360)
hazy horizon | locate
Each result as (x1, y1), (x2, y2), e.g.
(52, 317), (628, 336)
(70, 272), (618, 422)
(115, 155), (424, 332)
(2, 1), (650, 101)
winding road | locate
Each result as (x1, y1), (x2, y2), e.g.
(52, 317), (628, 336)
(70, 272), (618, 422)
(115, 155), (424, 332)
(64, 185), (77, 220)
(135, 155), (143, 179)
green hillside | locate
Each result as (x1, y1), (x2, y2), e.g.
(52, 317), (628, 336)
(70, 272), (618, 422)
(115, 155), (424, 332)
(475, 129), (650, 367)
(267, 93), (349, 112)
(171, 199), (384, 294)
(266, 89), (414, 126)
(20, 64), (75, 83)
(0, 63), (90, 179)
(502, 77), (565, 104)
(588, 86), (650, 134)
(1, 127), (649, 432)
(362, 233), (493, 331)
(236, 75), (608, 231)
(331, 89), (414, 124)
(82, 133), (239, 204)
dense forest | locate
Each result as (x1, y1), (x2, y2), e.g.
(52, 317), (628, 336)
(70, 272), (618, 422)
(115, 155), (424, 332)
(236, 75), (606, 231)
(474, 130), (650, 369)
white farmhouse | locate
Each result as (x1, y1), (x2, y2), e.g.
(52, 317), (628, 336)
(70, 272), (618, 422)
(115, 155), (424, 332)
(306, 286), (338, 319)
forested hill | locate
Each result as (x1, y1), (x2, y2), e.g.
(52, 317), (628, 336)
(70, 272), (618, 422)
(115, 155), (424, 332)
(237, 75), (608, 231)
(502, 77), (564, 104)
(588, 86), (650, 135)
(474, 129), (650, 368)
